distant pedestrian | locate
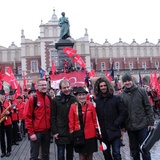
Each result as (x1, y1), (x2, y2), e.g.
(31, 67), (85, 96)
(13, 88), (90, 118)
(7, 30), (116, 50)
(0, 89), (12, 157)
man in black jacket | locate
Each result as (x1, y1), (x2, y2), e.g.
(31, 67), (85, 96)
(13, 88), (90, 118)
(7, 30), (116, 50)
(94, 77), (126, 160)
(51, 79), (77, 160)
(121, 72), (154, 160)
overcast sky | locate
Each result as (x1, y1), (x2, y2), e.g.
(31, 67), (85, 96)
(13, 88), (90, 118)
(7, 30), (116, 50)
(0, 0), (160, 47)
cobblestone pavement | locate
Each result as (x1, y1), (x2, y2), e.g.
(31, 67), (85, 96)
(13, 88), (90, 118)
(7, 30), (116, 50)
(1, 120), (160, 160)
(120, 120), (160, 160)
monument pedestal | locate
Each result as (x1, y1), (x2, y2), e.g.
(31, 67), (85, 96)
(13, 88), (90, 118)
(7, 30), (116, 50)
(55, 39), (75, 72)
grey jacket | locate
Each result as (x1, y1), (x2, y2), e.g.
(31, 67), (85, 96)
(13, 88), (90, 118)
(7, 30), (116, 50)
(122, 84), (154, 131)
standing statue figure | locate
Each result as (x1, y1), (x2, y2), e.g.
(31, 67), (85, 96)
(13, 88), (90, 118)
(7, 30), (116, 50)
(58, 12), (70, 39)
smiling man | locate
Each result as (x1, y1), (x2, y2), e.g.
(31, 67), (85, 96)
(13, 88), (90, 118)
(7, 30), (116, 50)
(94, 76), (126, 160)
(25, 78), (51, 160)
(121, 72), (154, 160)
(51, 79), (77, 160)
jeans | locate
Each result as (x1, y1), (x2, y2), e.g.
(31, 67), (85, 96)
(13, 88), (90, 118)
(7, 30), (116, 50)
(57, 144), (74, 160)
(103, 137), (121, 160)
(30, 131), (50, 160)
(128, 127), (151, 160)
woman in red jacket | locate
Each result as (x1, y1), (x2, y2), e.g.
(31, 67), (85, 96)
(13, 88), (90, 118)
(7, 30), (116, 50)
(68, 86), (98, 160)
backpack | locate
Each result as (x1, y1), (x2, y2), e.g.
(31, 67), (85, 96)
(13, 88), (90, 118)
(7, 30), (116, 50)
(33, 94), (51, 108)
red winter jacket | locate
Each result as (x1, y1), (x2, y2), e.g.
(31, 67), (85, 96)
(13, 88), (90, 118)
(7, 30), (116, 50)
(68, 102), (98, 139)
(25, 91), (51, 136)
(17, 102), (25, 120)
(10, 99), (19, 121)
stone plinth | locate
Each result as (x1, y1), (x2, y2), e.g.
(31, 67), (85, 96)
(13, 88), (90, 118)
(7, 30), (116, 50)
(55, 39), (75, 71)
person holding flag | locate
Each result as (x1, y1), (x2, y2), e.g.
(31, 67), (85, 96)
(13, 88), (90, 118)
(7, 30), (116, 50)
(68, 86), (98, 160)
(94, 76), (126, 160)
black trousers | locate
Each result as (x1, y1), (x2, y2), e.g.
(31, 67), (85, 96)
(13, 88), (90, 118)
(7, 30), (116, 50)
(12, 120), (19, 143)
(30, 131), (50, 160)
(0, 124), (12, 154)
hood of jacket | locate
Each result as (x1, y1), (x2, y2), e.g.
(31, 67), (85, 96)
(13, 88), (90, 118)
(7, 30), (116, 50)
(94, 76), (114, 97)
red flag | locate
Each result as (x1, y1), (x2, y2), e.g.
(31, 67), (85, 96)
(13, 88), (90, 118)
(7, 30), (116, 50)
(15, 83), (21, 98)
(105, 71), (113, 81)
(2, 67), (18, 89)
(22, 71), (27, 91)
(150, 71), (157, 90)
(63, 47), (77, 57)
(88, 70), (97, 77)
(52, 61), (57, 74)
(73, 54), (86, 68)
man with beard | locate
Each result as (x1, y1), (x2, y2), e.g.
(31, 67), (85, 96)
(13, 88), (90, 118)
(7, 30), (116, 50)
(94, 76), (126, 160)
(121, 72), (154, 160)
(51, 79), (77, 160)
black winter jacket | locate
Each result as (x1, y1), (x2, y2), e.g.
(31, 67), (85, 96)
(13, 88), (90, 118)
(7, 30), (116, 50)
(95, 94), (126, 141)
(122, 84), (154, 131)
(51, 93), (77, 144)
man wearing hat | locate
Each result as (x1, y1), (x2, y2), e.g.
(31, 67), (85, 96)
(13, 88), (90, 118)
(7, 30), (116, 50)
(0, 89), (12, 157)
(121, 72), (154, 160)
(9, 90), (19, 145)
(28, 83), (36, 96)
(17, 95), (25, 139)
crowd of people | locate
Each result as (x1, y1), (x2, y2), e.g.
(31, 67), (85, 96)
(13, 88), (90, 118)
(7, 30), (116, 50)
(0, 71), (158, 160)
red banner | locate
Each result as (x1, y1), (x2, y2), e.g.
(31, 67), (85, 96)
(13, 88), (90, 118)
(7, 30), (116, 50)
(50, 71), (86, 89)
(63, 47), (77, 57)
(73, 54), (86, 68)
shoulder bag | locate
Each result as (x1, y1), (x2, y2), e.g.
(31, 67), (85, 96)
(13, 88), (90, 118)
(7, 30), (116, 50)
(73, 103), (88, 147)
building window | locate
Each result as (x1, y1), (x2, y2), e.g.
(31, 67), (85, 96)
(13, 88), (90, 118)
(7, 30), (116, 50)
(102, 48), (105, 58)
(31, 60), (38, 73)
(91, 62), (93, 69)
(116, 48), (120, 57)
(142, 61), (146, 70)
(95, 48), (98, 58)
(81, 44), (85, 54)
(101, 62), (106, 71)
(51, 56), (59, 67)
(129, 62), (133, 70)
(157, 48), (159, 54)
(155, 60), (159, 69)
(130, 48), (133, 55)
(18, 66), (22, 75)
(115, 62), (120, 71)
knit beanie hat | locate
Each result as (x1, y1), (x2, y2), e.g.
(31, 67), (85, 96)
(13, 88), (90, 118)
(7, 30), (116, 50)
(122, 72), (132, 83)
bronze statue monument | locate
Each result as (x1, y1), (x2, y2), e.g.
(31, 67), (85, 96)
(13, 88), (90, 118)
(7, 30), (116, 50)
(58, 12), (70, 39)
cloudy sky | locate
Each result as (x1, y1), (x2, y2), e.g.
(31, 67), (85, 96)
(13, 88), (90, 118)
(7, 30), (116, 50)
(0, 0), (160, 47)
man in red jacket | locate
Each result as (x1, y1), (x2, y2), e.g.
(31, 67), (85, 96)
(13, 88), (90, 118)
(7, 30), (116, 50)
(0, 90), (12, 158)
(25, 78), (51, 160)
(9, 90), (19, 145)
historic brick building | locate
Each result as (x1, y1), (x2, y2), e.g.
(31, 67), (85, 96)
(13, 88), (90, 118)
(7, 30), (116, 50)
(0, 9), (160, 82)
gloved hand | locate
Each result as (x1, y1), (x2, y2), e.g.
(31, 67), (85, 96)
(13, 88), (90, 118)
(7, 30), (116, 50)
(14, 108), (17, 112)
(96, 128), (100, 140)
(69, 132), (74, 143)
